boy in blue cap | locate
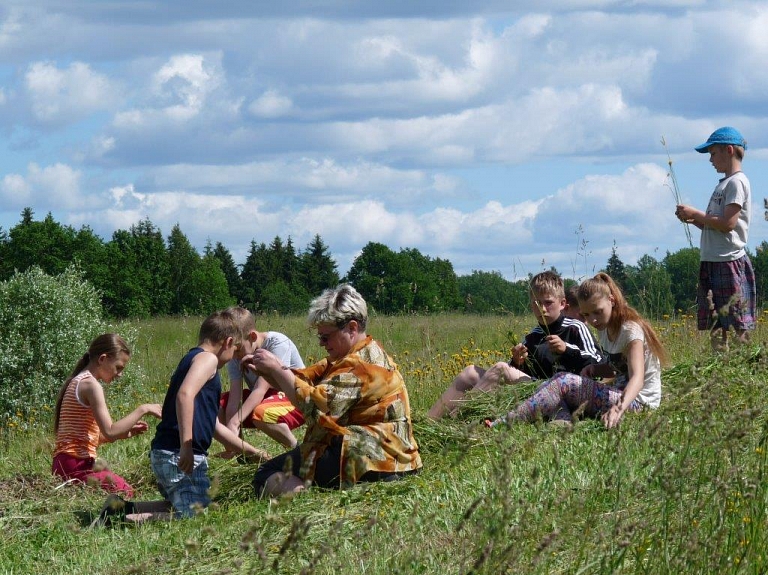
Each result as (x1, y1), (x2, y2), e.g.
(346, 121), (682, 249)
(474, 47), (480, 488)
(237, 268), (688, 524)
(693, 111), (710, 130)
(675, 127), (756, 351)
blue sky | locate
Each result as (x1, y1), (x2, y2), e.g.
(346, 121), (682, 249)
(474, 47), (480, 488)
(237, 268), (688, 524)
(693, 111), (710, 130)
(1, 1), (767, 280)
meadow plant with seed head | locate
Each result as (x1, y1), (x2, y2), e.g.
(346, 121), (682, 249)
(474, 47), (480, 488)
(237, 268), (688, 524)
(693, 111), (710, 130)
(661, 136), (694, 248)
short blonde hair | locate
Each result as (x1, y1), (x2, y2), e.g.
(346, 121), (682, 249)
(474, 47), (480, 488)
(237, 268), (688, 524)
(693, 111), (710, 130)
(529, 271), (565, 300)
(226, 306), (256, 340)
(307, 284), (368, 330)
(198, 309), (240, 345)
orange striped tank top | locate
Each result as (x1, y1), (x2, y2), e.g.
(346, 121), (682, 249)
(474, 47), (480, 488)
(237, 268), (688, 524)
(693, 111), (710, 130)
(52, 371), (101, 460)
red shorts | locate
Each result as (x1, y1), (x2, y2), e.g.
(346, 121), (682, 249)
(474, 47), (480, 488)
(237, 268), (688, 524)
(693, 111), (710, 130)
(220, 388), (304, 430)
(52, 452), (134, 497)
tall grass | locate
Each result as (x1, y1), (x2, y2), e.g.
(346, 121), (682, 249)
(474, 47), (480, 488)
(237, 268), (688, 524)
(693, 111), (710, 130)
(1, 312), (767, 574)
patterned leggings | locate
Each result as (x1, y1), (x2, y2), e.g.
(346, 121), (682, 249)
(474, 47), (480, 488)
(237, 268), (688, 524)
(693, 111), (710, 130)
(508, 372), (641, 422)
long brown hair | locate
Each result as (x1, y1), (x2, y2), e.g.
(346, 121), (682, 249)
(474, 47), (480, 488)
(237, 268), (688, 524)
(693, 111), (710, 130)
(577, 272), (668, 365)
(53, 334), (131, 432)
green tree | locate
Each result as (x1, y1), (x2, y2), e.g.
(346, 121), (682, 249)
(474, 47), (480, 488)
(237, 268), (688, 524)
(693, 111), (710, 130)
(259, 279), (310, 315)
(430, 257), (462, 311)
(212, 241), (244, 303)
(283, 237), (300, 286)
(131, 219), (171, 315)
(70, 226), (109, 294)
(300, 234), (340, 297)
(345, 242), (402, 313)
(241, 240), (270, 309)
(0, 209), (110, 294)
(5, 210), (78, 276)
(347, 243), (461, 313)
(187, 253), (235, 314)
(0, 227), (10, 279)
(751, 242), (768, 310)
(167, 224), (202, 314)
(663, 247), (700, 315)
(628, 254), (674, 318)
(102, 230), (151, 317)
(101, 220), (170, 317)
(604, 244), (629, 292)
(399, 248), (461, 312)
(458, 271), (530, 314)
(267, 236), (286, 282)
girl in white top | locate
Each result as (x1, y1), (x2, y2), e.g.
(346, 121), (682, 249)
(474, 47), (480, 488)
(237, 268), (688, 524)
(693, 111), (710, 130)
(491, 272), (668, 429)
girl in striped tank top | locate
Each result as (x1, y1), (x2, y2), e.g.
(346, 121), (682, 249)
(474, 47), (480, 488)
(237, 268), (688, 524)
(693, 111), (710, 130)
(52, 334), (161, 497)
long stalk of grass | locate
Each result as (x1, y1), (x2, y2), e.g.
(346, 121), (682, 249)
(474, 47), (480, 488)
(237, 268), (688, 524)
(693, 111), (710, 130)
(661, 136), (694, 248)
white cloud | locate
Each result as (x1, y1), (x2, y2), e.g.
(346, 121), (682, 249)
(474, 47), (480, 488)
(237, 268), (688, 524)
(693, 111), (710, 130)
(109, 183), (145, 207)
(0, 163), (82, 209)
(4, 2), (768, 283)
(248, 90), (293, 118)
(0, 7), (23, 49)
(25, 61), (115, 124)
(531, 163), (685, 269)
(113, 53), (223, 128)
(148, 157), (454, 206)
(152, 54), (220, 121)
(0, 173), (32, 204)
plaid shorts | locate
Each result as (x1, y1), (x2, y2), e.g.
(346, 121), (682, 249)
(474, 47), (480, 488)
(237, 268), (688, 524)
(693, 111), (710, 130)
(150, 449), (210, 518)
(697, 255), (756, 331)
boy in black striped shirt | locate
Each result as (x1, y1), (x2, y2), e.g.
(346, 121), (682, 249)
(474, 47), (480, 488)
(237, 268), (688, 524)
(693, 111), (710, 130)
(428, 271), (601, 419)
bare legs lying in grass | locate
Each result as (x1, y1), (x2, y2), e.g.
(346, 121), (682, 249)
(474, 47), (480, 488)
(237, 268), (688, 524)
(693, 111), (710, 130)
(427, 361), (531, 419)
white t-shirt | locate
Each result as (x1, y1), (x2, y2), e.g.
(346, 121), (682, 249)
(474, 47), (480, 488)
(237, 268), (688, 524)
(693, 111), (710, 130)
(598, 321), (661, 408)
(226, 331), (304, 389)
(701, 171), (751, 262)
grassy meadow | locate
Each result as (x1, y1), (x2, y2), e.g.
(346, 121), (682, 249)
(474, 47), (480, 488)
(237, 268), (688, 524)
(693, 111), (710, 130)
(2, 311), (768, 574)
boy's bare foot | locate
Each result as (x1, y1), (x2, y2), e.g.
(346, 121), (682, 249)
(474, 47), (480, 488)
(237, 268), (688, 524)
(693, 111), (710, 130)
(213, 450), (237, 460)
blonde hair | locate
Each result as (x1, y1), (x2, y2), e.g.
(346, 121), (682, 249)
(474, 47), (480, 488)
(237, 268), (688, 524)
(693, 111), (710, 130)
(529, 270), (565, 300)
(577, 272), (668, 365)
(307, 283), (368, 330)
(198, 309), (240, 345)
(54, 334), (131, 432)
(713, 143), (745, 161)
(226, 306), (256, 341)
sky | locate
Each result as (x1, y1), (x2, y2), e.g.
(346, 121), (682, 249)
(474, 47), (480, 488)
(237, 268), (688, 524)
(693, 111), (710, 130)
(1, 1), (767, 282)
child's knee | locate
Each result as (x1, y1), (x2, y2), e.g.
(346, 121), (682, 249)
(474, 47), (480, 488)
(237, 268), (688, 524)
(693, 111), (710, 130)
(494, 362), (529, 384)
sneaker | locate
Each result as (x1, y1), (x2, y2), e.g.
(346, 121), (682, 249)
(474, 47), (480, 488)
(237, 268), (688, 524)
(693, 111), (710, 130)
(90, 494), (127, 528)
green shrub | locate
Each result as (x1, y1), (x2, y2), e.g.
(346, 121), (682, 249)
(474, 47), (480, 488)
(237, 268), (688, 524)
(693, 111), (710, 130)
(0, 265), (106, 431)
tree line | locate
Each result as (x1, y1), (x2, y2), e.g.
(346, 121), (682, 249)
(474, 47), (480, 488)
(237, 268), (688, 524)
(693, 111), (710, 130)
(1, 208), (767, 318)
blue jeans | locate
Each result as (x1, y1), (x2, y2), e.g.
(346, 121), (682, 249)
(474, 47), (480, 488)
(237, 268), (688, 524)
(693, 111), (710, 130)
(150, 449), (210, 518)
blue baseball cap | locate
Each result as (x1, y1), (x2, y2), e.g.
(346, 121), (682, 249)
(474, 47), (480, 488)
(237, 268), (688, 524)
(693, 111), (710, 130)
(695, 126), (747, 153)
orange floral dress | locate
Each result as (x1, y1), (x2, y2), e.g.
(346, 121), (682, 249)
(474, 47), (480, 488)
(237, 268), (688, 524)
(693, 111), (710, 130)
(292, 336), (422, 486)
